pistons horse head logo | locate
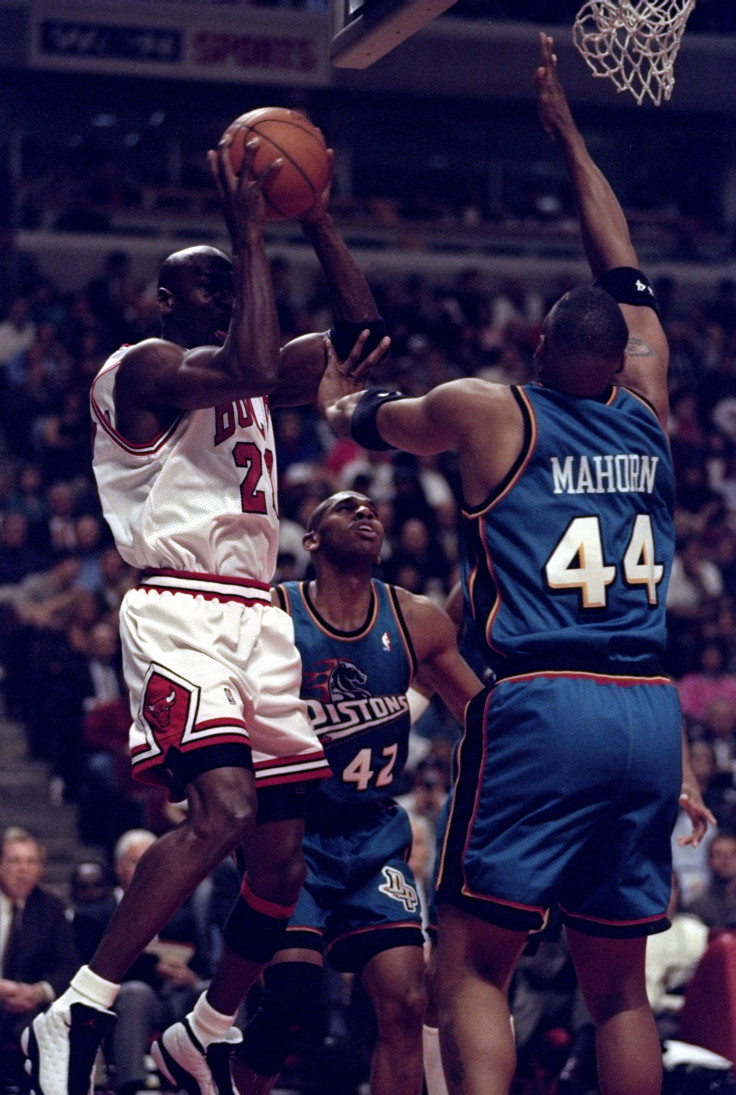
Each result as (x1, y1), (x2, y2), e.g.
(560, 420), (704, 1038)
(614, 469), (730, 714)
(303, 659), (371, 703)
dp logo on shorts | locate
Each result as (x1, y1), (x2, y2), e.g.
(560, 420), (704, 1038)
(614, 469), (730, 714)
(378, 866), (419, 913)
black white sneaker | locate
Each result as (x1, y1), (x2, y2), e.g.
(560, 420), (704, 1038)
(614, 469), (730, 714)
(21, 1001), (116, 1095)
(151, 1017), (242, 1095)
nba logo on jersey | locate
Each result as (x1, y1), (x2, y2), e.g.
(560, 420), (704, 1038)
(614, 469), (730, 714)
(382, 631), (391, 652)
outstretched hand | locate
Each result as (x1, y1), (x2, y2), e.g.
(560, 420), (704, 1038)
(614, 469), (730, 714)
(207, 131), (282, 242)
(534, 33), (577, 144)
(316, 328), (391, 424)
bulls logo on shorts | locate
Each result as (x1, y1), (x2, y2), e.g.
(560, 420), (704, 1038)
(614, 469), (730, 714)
(141, 666), (198, 752)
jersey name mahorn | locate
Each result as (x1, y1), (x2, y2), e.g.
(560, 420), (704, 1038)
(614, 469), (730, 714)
(550, 454), (659, 496)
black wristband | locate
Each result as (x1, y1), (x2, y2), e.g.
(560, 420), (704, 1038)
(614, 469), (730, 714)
(350, 387), (406, 451)
(329, 319), (387, 363)
(594, 267), (660, 316)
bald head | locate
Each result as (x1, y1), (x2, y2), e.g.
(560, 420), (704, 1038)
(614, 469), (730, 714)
(155, 245), (234, 347)
(536, 286), (629, 397)
(157, 246), (230, 291)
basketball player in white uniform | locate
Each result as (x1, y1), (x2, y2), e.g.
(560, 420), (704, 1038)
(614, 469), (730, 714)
(23, 130), (389, 1095)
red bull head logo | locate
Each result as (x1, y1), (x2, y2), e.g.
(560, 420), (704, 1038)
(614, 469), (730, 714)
(146, 676), (177, 729)
(142, 672), (192, 744)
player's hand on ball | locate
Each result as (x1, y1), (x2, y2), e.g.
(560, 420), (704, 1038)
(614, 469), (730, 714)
(220, 107), (332, 221)
(208, 132), (282, 239)
(298, 148), (335, 224)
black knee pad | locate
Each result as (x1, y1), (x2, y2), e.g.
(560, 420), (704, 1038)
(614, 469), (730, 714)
(240, 962), (324, 1078)
(223, 884), (293, 964)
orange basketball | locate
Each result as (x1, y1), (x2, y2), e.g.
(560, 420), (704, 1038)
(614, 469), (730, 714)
(222, 107), (332, 222)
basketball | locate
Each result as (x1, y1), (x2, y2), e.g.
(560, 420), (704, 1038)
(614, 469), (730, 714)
(221, 107), (332, 222)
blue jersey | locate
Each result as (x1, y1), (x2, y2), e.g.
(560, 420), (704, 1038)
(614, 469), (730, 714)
(275, 579), (417, 818)
(461, 382), (675, 676)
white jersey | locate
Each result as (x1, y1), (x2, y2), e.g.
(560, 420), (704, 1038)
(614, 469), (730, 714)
(90, 346), (280, 581)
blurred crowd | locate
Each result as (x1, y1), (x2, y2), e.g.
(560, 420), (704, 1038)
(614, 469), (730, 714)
(1, 240), (736, 1091)
(2, 245), (736, 837)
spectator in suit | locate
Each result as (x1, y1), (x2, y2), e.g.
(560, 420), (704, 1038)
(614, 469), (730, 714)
(73, 830), (212, 1095)
(0, 827), (78, 1092)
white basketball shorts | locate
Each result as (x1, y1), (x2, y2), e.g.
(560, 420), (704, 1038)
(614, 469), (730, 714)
(119, 571), (329, 799)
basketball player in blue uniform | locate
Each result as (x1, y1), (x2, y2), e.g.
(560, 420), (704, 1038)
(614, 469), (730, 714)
(213, 489), (482, 1095)
(322, 35), (713, 1095)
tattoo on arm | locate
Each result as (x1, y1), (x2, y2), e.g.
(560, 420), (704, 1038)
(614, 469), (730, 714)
(626, 337), (655, 358)
(444, 1019), (466, 1090)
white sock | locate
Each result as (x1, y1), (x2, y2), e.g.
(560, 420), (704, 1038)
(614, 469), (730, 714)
(55, 965), (119, 1012)
(423, 1024), (449, 1095)
(187, 991), (239, 1047)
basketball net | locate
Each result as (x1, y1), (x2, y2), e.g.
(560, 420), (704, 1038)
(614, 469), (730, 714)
(572, 0), (697, 106)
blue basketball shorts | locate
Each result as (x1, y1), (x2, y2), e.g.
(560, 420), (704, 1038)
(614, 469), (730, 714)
(282, 801), (426, 971)
(435, 671), (682, 937)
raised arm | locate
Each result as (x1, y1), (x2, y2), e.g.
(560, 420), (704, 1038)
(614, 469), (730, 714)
(210, 131), (281, 398)
(323, 374), (523, 508)
(271, 159), (387, 408)
(534, 33), (670, 426)
(115, 136), (281, 430)
(535, 34), (635, 277)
